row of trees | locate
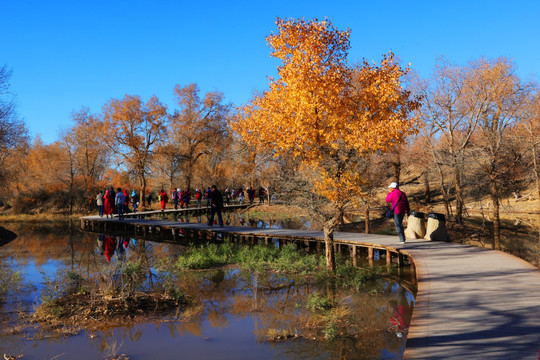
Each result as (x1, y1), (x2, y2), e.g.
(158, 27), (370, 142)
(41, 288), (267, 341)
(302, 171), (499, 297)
(0, 81), (238, 214)
(1, 18), (539, 268)
(415, 57), (540, 250)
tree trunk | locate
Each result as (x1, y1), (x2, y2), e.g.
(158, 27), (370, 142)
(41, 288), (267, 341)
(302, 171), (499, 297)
(323, 203), (343, 272)
(423, 171), (431, 204)
(392, 155), (401, 185)
(454, 168), (464, 224)
(323, 223), (336, 272)
(169, 170), (174, 191)
(435, 161), (451, 219)
(185, 159), (193, 191)
(69, 164), (74, 216)
(489, 176), (501, 250)
(140, 173), (147, 207)
(364, 207), (370, 234)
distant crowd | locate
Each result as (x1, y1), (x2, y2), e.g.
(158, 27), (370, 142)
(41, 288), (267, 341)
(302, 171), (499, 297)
(95, 185), (271, 220)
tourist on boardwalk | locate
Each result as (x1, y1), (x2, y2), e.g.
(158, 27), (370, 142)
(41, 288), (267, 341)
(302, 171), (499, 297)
(96, 190), (104, 217)
(207, 185), (224, 227)
(178, 188), (184, 209)
(123, 189), (130, 213)
(204, 187), (211, 207)
(258, 187), (266, 204)
(131, 190), (139, 212)
(183, 188), (191, 208)
(224, 188), (231, 206)
(231, 188), (237, 202)
(159, 188), (168, 211)
(195, 189), (202, 207)
(146, 193), (153, 207)
(172, 188), (179, 210)
(248, 187), (255, 204)
(238, 188), (245, 205)
(115, 187), (126, 221)
(104, 187), (115, 219)
(386, 182), (410, 243)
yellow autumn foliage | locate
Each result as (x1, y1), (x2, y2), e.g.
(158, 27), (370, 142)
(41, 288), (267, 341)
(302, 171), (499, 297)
(231, 17), (420, 204)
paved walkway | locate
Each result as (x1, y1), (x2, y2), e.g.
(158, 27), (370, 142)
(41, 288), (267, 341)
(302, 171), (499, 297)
(399, 239), (540, 359)
(80, 218), (540, 359)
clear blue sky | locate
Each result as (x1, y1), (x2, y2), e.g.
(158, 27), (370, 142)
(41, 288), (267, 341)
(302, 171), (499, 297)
(2, 0), (539, 144)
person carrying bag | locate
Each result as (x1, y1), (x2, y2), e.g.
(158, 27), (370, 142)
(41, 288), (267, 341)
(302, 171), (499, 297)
(385, 182), (410, 244)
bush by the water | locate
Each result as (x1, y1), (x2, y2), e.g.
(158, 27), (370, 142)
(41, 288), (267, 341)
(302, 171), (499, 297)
(174, 241), (385, 289)
(174, 242), (325, 274)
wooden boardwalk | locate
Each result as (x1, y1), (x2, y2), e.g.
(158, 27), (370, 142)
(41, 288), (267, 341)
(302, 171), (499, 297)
(79, 217), (540, 359)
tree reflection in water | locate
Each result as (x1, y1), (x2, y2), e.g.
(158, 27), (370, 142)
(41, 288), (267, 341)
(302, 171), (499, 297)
(0, 222), (413, 359)
(168, 268), (409, 359)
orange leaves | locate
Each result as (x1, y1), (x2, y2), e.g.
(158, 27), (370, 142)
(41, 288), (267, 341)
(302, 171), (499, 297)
(101, 94), (168, 193)
(102, 94), (167, 151)
(231, 17), (420, 203)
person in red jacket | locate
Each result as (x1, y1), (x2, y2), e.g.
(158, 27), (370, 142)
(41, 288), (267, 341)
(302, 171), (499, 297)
(159, 188), (168, 211)
(386, 182), (410, 243)
(103, 186), (115, 219)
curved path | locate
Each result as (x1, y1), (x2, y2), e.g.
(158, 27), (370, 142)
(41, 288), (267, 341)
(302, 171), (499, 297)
(399, 238), (540, 359)
(80, 217), (540, 359)
(303, 230), (540, 359)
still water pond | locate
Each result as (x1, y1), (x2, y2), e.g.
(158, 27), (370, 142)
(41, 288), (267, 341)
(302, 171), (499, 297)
(0, 221), (414, 359)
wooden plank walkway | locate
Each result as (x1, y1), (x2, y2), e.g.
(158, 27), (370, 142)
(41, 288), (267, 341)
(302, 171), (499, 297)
(402, 240), (540, 359)
(79, 217), (540, 359)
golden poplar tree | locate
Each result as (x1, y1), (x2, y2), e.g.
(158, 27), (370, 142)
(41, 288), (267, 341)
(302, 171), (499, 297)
(102, 95), (168, 205)
(231, 18), (420, 271)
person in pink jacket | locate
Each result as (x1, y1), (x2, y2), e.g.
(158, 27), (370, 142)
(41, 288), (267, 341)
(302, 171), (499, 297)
(386, 182), (410, 243)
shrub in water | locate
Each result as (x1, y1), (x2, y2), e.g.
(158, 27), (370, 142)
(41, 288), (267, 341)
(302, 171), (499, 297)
(306, 292), (337, 312)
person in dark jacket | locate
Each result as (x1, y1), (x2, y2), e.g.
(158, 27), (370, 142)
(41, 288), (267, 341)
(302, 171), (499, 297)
(207, 185), (224, 227)
(115, 187), (126, 221)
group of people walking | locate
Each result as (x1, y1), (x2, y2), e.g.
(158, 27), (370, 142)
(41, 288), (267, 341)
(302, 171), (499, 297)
(96, 187), (140, 220)
(221, 186), (268, 205)
(171, 188), (192, 210)
(96, 182), (411, 244)
(155, 185), (270, 210)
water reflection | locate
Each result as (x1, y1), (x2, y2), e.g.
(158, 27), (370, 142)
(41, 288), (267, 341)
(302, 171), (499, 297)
(0, 222), (413, 359)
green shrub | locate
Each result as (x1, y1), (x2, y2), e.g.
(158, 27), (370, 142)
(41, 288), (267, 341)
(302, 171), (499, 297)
(122, 260), (146, 293)
(323, 321), (338, 340)
(0, 268), (23, 303)
(175, 242), (234, 269)
(174, 241), (327, 276)
(306, 292), (337, 312)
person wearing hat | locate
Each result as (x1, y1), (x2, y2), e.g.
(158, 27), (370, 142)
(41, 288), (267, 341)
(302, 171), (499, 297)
(172, 188), (179, 210)
(195, 188), (202, 208)
(386, 182), (410, 243)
